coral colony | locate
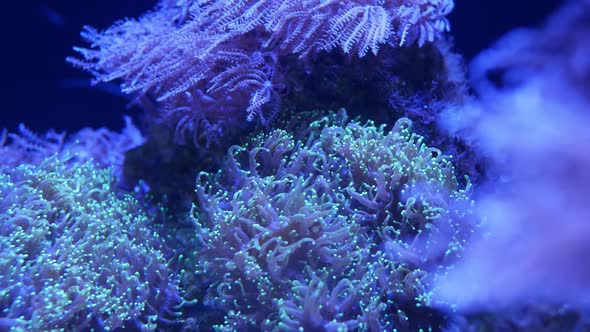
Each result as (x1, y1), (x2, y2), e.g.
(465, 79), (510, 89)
(1, 0), (590, 331)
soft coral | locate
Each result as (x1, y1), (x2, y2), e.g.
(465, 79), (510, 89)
(68, 0), (454, 145)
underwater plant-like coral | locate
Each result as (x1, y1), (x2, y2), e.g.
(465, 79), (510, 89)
(0, 125), (66, 168)
(187, 109), (473, 330)
(0, 117), (145, 182)
(0, 156), (181, 331)
(435, 0), (590, 314)
(68, 0), (454, 145)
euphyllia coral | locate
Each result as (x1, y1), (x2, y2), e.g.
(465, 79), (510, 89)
(186, 109), (474, 331)
(0, 156), (181, 331)
(5, 0), (590, 330)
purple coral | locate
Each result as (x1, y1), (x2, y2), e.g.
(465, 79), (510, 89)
(0, 117), (145, 180)
(433, 1), (590, 316)
(0, 156), (181, 331)
(187, 109), (473, 330)
(68, 0), (454, 145)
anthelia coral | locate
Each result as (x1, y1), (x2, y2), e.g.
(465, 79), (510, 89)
(0, 156), (181, 331)
(0, 117), (144, 181)
(68, 0), (454, 145)
(188, 109), (474, 330)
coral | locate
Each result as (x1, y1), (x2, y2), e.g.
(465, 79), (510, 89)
(0, 125), (65, 168)
(0, 156), (181, 331)
(68, 0), (454, 146)
(187, 109), (474, 330)
(0, 117), (145, 182)
(432, 1), (590, 330)
(65, 116), (146, 177)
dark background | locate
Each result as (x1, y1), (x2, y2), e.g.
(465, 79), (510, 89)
(1, 0), (564, 133)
